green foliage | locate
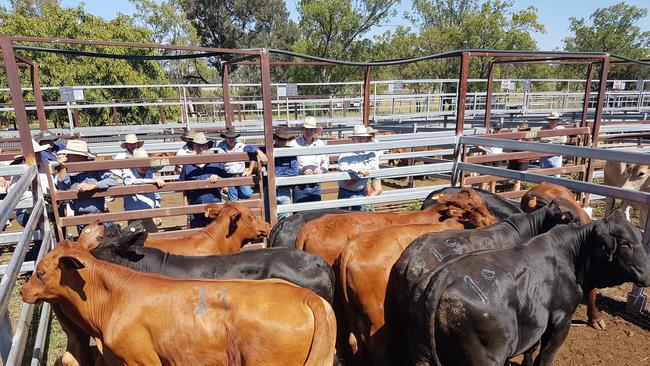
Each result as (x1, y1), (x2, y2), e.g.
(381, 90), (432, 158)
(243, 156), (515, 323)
(564, 2), (650, 80)
(0, 1), (175, 127)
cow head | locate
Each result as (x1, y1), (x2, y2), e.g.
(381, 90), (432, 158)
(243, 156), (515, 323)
(220, 202), (272, 242)
(522, 183), (591, 223)
(21, 241), (89, 304)
(76, 221), (106, 251)
(622, 164), (650, 191)
(91, 221), (148, 260)
(588, 210), (650, 289)
(436, 188), (498, 228)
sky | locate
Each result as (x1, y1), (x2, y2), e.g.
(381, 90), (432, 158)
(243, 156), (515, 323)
(2, 0), (649, 51)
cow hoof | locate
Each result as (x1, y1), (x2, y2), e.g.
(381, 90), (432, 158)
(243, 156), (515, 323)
(589, 318), (606, 330)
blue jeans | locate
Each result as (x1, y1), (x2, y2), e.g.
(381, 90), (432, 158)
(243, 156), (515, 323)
(228, 185), (254, 201)
(293, 184), (322, 203)
(337, 188), (365, 211)
(540, 155), (563, 177)
(277, 187), (292, 221)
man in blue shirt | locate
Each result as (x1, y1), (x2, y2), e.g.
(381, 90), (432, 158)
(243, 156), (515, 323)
(215, 127), (267, 201)
(123, 148), (165, 232)
(179, 132), (227, 228)
(272, 126), (299, 220)
(53, 140), (119, 234)
(35, 130), (65, 162)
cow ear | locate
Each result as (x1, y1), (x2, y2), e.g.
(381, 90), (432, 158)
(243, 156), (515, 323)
(226, 211), (242, 238)
(58, 256), (86, 270)
(595, 222), (617, 262)
(205, 204), (223, 218)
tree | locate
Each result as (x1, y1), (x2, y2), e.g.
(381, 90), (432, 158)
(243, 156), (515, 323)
(412, 0), (477, 28)
(564, 2), (650, 79)
(0, 1), (174, 126)
(130, 0), (217, 84)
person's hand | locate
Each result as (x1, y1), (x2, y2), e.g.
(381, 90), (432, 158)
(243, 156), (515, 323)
(302, 168), (313, 175)
(78, 183), (97, 192)
(208, 175), (220, 183)
(256, 151), (268, 164)
(57, 155), (68, 165)
(242, 168), (252, 177)
(153, 217), (163, 227)
(153, 178), (165, 188)
(312, 168), (322, 175)
(0, 177), (7, 188)
(221, 187), (229, 195)
(358, 167), (369, 177)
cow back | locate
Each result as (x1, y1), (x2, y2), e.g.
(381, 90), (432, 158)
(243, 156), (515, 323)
(422, 187), (522, 221)
(267, 209), (349, 248)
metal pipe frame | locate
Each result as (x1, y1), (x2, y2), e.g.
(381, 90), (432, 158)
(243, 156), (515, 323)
(455, 52), (470, 136)
(260, 50), (277, 222)
(363, 66), (372, 127)
(221, 63), (234, 128)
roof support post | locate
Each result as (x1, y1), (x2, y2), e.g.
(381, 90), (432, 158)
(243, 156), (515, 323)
(362, 66), (372, 127)
(0, 36), (35, 164)
(455, 52), (470, 136)
(221, 63), (234, 128)
(260, 50), (277, 223)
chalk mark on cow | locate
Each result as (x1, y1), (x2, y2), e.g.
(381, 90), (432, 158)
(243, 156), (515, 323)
(464, 275), (489, 304)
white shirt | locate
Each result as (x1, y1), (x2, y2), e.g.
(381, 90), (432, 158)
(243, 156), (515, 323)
(288, 136), (329, 174)
(541, 125), (567, 144)
(338, 151), (380, 191)
(216, 141), (247, 175)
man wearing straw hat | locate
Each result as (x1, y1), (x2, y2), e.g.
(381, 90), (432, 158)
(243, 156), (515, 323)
(34, 130), (65, 162)
(288, 116), (329, 203)
(123, 148), (166, 233)
(337, 125), (379, 210)
(179, 132), (227, 228)
(539, 111), (567, 176)
(272, 126), (299, 220)
(115, 133), (145, 160)
(53, 140), (119, 233)
(216, 127), (268, 201)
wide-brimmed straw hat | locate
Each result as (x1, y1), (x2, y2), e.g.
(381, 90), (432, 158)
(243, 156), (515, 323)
(517, 122), (531, 131)
(131, 148), (149, 159)
(302, 116), (318, 129)
(273, 126), (294, 140)
(120, 134), (145, 149)
(34, 130), (59, 143)
(545, 111), (562, 121)
(12, 139), (49, 161)
(180, 129), (196, 143)
(220, 127), (240, 139)
(58, 140), (95, 160)
(192, 132), (214, 148)
(351, 125), (373, 137)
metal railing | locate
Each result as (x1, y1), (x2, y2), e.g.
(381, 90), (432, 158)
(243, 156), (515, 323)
(0, 163), (53, 366)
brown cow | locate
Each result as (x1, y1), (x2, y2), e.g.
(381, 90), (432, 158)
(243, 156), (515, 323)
(21, 241), (336, 366)
(144, 201), (271, 256)
(295, 188), (497, 265)
(520, 182), (607, 330)
(337, 220), (467, 365)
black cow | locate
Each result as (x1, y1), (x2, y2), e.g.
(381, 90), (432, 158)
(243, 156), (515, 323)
(91, 222), (335, 303)
(404, 210), (650, 366)
(385, 203), (576, 364)
(267, 209), (349, 248)
(422, 187), (522, 221)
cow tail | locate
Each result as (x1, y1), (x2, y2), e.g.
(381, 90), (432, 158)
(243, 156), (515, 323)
(413, 268), (454, 366)
(304, 295), (336, 366)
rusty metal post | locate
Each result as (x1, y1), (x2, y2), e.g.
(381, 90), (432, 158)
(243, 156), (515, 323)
(484, 62), (495, 131)
(455, 52), (470, 136)
(29, 64), (48, 131)
(221, 63), (234, 128)
(581, 63), (595, 129)
(112, 105), (119, 126)
(583, 57), (610, 206)
(260, 50), (277, 223)
(0, 36), (35, 164)
(362, 66), (372, 127)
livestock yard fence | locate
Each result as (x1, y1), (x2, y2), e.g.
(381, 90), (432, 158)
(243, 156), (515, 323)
(0, 35), (649, 364)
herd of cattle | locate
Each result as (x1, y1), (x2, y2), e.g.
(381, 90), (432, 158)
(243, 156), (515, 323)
(18, 181), (650, 365)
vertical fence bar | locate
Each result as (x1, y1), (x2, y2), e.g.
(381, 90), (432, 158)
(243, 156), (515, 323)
(0, 36), (35, 163)
(363, 66), (372, 127)
(260, 50), (277, 223)
(29, 65), (48, 131)
(484, 62), (495, 131)
(455, 52), (470, 136)
(581, 63), (595, 128)
(221, 64), (234, 128)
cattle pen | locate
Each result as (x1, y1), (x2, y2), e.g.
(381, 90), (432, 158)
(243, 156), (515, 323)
(0, 35), (649, 365)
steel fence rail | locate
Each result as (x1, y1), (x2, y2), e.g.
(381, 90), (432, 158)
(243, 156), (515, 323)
(459, 136), (650, 165)
(0, 165), (37, 228)
(277, 184), (448, 213)
(0, 197), (44, 321)
(274, 136), (458, 157)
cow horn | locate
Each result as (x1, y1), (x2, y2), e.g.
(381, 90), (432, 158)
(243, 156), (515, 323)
(528, 197), (537, 208)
